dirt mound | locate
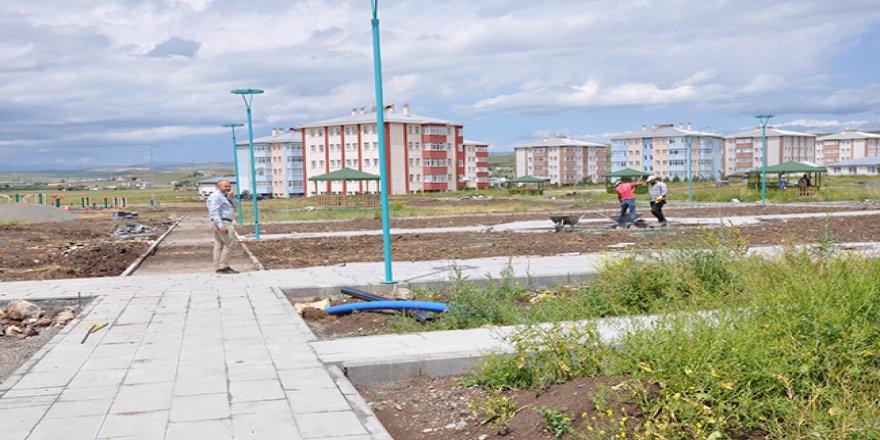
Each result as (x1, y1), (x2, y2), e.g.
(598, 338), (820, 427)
(0, 203), (76, 223)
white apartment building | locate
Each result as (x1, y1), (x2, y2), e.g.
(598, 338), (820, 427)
(461, 140), (490, 189)
(298, 104), (483, 196)
(722, 127), (815, 175)
(610, 124), (723, 180)
(235, 129), (304, 198)
(815, 129), (880, 165)
(514, 136), (607, 184)
(827, 157), (880, 176)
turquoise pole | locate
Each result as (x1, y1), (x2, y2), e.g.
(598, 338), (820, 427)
(755, 115), (773, 207)
(370, 0), (395, 284)
(223, 123), (245, 224)
(245, 105), (260, 239)
(231, 89), (264, 239)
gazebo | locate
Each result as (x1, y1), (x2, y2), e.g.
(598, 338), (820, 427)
(747, 161), (826, 196)
(308, 168), (381, 207)
(505, 175), (546, 195)
(605, 168), (651, 194)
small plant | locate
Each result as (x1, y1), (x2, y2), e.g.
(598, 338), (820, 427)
(535, 406), (572, 439)
(469, 393), (521, 435)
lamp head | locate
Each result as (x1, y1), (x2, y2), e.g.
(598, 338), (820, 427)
(230, 89), (264, 95)
(222, 123), (245, 128)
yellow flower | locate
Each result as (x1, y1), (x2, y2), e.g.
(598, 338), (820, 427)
(607, 409), (614, 417)
(719, 380), (733, 390)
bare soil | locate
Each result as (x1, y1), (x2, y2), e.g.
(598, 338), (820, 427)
(0, 216), (169, 281)
(240, 204), (870, 234)
(359, 375), (643, 440)
(248, 214), (880, 270)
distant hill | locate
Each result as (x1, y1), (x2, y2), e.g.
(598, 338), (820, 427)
(489, 152), (514, 178)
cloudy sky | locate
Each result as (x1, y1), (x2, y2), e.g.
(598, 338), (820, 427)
(2, 0), (879, 170)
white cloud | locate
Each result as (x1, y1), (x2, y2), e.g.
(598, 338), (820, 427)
(775, 118), (872, 130)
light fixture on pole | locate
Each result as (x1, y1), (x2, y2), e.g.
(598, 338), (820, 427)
(370, 0), (395, 284)
(150, 145), (158, 206)
(230, 89), (264, 240)
(222, 123), (245, 224)
(755, 114), (774, 207)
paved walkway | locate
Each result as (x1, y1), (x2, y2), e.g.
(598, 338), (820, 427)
(134, 217), (257, 275)
(2, 214), (878, 439)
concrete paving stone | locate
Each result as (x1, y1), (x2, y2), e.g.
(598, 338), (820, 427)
(229, 379), (285, 403)
(230, 399), (301, 440)
(0, 386), (63, 398)
(169, 392), (230, 422)
(134, 341), (183, 361)
(0, 405), (50, 436)
(227, 363), (278, 382)
(10, 371), (73, 390)
(101, 326), (149, 344)
(67, 368), (127, 389)
(166, 419), (234, 440)
(173, 372), (228, 396)
(97, 409), (169, 439)
(295, 410), (368, 439)
(26, 414), (105, 440)
(0, 394), (57, 410)
(277, 368), (338, 391)
(43, 398), (114, 419)
(58, 385), (120, 402)
(287, 389), (352, 414)
(109, 382), (173, 414)
(124, 359), (179, 385)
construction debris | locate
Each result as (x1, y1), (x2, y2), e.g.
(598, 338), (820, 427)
(112, 210), (139, 220)
(113, 223), (156, 238)
(0, 300), (82, 339)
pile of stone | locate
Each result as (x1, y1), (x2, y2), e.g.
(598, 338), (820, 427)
(0, 299), (79, 339)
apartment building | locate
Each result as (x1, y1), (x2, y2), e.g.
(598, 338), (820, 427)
(514, 136), (607, 184)
(610, 124), (723, 180)
(298, 104), (480, 196)
(235, 128), (304, 198)
(722, 127), (815, 175)
(827, 157), (880, 176)
(815, 129), (880, 165)
(462, 140), (490, 189)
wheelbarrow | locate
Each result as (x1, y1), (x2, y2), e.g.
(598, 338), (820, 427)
(550, 214), (582, 232)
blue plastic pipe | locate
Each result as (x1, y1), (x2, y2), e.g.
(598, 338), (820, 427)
(325, 301), (448, 315)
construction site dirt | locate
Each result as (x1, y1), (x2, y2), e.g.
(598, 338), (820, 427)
(248, 213), (880, 271)
(0, 217), (169, 282)
(238, 203), (871, 235)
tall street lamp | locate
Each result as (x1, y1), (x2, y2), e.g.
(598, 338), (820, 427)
(755, 114), (774, 207)
(230, 89), (264, 240)
(222, 123), (245, 224)
(370, 0), (395, 284)
(150, 144), (158, 206)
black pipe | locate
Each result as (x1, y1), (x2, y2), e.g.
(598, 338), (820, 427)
(340, 287), (434, 322)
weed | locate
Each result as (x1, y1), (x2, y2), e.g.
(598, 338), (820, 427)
(468, 393), (520, 435)
(535, 406), (572, 439)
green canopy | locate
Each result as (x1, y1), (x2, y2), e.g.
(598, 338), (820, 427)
(506, 175), (547, 183)
(750, 161), (827, 174)
(308, 168), (380, 181)
(605, 168), (651, 178)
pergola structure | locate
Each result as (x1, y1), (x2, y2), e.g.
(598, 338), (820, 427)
(747, 161), (826, 196)
(604, 168), (651, 194)
(308, 168), (381, 207)
(505, 175), (546, 195)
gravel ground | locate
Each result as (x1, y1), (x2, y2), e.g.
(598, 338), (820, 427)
(0, 203), (76, 222)
(0, 326), (62, 384)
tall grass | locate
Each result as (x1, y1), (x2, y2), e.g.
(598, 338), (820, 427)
(464, 239), (880, 438)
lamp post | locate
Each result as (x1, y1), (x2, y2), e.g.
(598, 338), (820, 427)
(222, 123), (245, 224)
(755, 114), (774, 207)
(150, 145), (158, 206)
(370, 0), (395, 284)
(230, 89), (264, 239)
